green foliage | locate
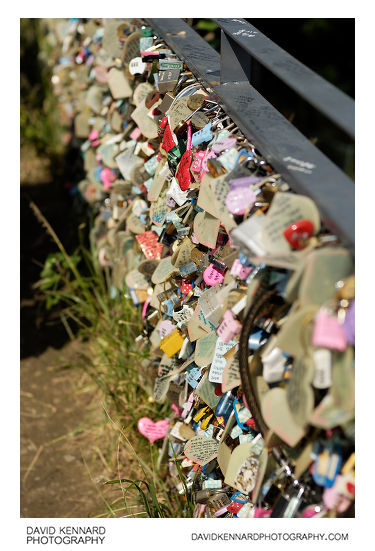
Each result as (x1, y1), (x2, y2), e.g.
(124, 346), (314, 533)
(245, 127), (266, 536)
(195, 19), (218, 32)
(20, 18), (63, 156)
(33, 204), (192, 517)
(104, 478), (173, 518)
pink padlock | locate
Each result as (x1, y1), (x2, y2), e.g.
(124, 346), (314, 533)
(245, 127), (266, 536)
(166, 196), (176, 207)
(130, 127), (142, 141)
(195, 150), (216, 181)
(254, 507), (272, 518)
(225, 187), (256, 216)
(230, 258), (253, 280)
(312, 309), (347, 351)
(203, 264), (225, 286)
(191, 150), (206, 173)
(181, 392), (195, 419)
(89, 129), (100, 147)
(217, 310), (242, 343)
(100, 167), (116, 189)
(323, 483), (352, 513)
(89, 129), (99, 141)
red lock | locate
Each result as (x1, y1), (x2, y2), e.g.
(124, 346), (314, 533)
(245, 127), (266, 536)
(158, 116), (168, 138)
(283, 219), (314, 250)
(346, 481), (355, 495)
(214, 383), (223, 397)
(176, 121), (193, 191)
(180, 279), (193, 295)
(161, 123), (176, 153)
(246, 418), (257, 430)
(227, 501), (244, 514)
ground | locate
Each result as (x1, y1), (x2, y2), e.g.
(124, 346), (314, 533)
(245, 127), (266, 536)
(20, 147), (109, 518)
(20, 341), (110, 518)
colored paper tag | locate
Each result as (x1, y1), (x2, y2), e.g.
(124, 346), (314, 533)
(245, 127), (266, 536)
(184, 436), (219, 466)
(261, 387), (306, 447)
(313, 348), (332, 389)
(194, 211), (220, 249)
(222, 355), (241, 392)
(195, 332), (218, 368)
(195, 373), (221, 410)
(209, 338), (237, 384)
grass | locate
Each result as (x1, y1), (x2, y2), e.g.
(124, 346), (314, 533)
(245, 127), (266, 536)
(31, 201), (194, 517)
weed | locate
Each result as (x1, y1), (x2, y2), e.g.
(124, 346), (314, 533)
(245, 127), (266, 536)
(32, 202), (192, 517)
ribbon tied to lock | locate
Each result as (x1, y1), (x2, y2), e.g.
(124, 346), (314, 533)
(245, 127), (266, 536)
(176, 121), (193, 191)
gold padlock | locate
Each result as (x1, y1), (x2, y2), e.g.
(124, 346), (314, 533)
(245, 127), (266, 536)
(160, 328), (184, 358)
(193, 406), (210, 423)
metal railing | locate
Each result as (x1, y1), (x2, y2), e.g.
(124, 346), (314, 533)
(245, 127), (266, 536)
(146, 18), (355, 252)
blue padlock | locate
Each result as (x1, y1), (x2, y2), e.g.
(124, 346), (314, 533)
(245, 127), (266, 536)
(248, 329), (268, 350)
(95, 166), (103, 184)
(238, 252), (252, 267)
(214, 391), (235, 424)
(231, 492), (249, 504)
(179, 262), (197, 277)
(192, 122), (213, 147)
(234, 147), (254, 167)
(311, 439), (342, 488)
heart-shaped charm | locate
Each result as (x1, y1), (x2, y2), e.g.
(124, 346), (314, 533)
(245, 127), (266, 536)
(283, 219), (314, 249)
(137, 417), (170, 443)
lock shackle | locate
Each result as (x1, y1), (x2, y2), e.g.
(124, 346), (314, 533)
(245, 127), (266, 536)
(184, 102), (205, 123)
(186, 121), (192, 151)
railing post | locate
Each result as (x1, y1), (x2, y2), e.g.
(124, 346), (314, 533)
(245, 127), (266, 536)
(220, 30), (251, 84)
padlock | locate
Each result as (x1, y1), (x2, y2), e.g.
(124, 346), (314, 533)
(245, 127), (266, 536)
(160, 328), (184, 358)
(230, 258), (253, 280)
(157, 68), (180, 93)
(158, 58), (184, 71)
(214, 391), (235, 424)
(217, 310), (242, 343)
(176, 121), (193, 191)
(51, 17), (355, 521)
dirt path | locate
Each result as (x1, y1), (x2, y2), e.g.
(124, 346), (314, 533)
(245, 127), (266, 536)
(20, 341), (107, 518)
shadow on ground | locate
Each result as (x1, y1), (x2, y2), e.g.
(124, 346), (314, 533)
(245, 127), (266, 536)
(20, 145), (87, 359)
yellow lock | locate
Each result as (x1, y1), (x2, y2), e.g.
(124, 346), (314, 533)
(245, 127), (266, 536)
(200, 413), (213, 431)
(341, 452), (355, 475)
(193, 406), (210, 423)
(160, 328), (184, 358)
(135, 289), (149, 303)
